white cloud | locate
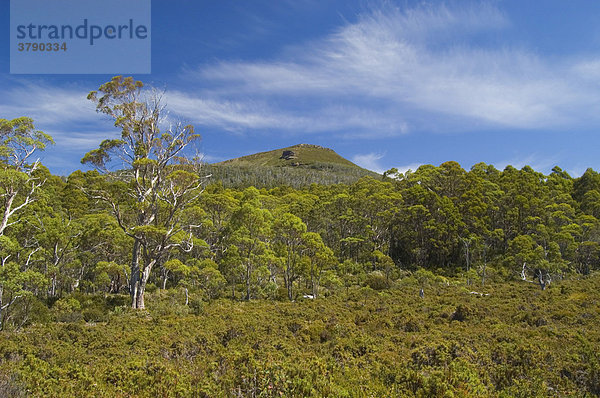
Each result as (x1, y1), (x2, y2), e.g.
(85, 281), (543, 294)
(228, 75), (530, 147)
(491, 153), (558, 173)
(572, 58), (600, 81)
(352, 152), (386, 173)
(394, 163), (423, 175)
(178, 2), (600, 135)
(0, 82), (97, 126)
(0, 81), (116, 151)
(165, 91), (409, 135)
(165, 92), (300, 132)
(49, 130), (120, 150)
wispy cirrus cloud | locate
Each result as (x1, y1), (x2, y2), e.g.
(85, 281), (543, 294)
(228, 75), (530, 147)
(0, 80), (120, 173)
(0, 81), (96, 126)
(352, 152), (386, 173)
(166, 91), (408, 135)
(0, 81), (117, 150)
(492, 153), (559, 174)
(177, 2), (600, 135)
(352, 151), (423, 175)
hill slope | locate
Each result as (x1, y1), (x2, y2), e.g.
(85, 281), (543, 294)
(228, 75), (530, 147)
(205, 144), (380, 188)
(216, 144), (366, 169)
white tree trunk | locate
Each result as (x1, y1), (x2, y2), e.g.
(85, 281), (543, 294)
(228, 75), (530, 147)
(130, 239), (141, 308)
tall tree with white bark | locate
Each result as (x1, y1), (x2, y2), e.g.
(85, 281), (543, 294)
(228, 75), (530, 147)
(0, 117), (53, 329)
(82, 76), (205, 309)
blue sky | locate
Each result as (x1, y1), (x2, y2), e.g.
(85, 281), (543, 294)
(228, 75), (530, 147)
(1, 0), (600, 176)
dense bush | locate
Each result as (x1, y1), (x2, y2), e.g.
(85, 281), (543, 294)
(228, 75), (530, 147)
(0, 274), (598, 396)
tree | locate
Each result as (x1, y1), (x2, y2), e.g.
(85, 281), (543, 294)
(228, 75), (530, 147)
(82, 76), (204, 309)
(508, 235), (553, 289)
(0, 117), (52, 329)
(32, 213), (82, 297)
(227, 189), (272, 300)
(576, 241), (599, 275)
(160, 258), (190, 290)
(273, 213), (307, 300)
(0, 117), (53, 236)
(95, 261), (127, 293)
(302, 232), (334, 298)
(195, 261), (226, 301)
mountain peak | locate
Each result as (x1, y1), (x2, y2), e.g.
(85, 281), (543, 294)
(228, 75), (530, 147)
(206, 144), (380, 188)
(215, 144), (361, 169)
(291, 143), (333, 151)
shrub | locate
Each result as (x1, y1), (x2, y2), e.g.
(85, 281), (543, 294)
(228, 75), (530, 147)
(145, 283), (158, 294)
(82, 308), (105, 323)
(451, 304), (471, 322)
(0, 371), (25, 398)
(366, 271), (390, 290)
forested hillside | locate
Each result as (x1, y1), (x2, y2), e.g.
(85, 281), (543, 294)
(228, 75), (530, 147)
(200, 161), (379, 189)
(2, 77), (600, 396)
(203, 144), (380, 188)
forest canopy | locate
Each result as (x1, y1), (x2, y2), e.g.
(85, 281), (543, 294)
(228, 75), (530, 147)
(2, 120), (599, 314)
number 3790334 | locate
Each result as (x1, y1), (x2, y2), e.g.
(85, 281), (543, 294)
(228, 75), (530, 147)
(17, 42), (67, 52)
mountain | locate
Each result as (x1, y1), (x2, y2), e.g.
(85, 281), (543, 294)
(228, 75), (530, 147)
(203, 144), (381, 188)
(216, 144), (362, 169)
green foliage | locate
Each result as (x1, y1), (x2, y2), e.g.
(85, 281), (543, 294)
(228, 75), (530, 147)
(0, 274), (598, 396)
(201, 162), (379, 189)
(4, 142), (600, 317)
(0, 117), (53, 165)
(365, 271), (390, 290)
(197, 266), (226, 300)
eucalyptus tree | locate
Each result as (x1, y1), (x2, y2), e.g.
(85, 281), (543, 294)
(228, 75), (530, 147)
(82, 76), (205, 309)
(30, 213), (82, 297)
(226, 188), (272, 300)
(0, 117), (52, 328)
(273, 212), (307, 300)
(200, 188), (239, 256)
(302, 231), (334, 298)
(0, 117), (53, 236)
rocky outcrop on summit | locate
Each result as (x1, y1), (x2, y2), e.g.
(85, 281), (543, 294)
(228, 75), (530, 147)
(280, 150), (297, 160)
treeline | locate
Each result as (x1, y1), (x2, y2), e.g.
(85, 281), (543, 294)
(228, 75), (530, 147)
(3, 154), (600, 327)
(201, 162), (379, 189)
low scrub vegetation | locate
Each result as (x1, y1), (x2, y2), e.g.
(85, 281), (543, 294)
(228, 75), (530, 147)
(0, 273), (599, 397)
